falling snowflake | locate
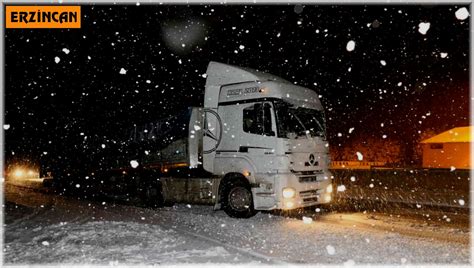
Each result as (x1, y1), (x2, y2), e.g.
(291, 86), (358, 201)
(380, 60), (387, 66)
(119, 68), (127, 75)
(450, 166), (456, 172)
(350, 176), (356, 182)
(356, 152), (363, 161)
(130, 160), (139, 168)
(239, 45), (245, 50)
(455, 7), (469, 21)
(62, 48), (70, 54)
(458, 199), (465, 206)
(337, 185), (346, 192)
(348, 127), (355, 133)
(54, 56), (60, 63)
(42, 241), (50, 246)
(302, 216), (313, 224)
(326, 245), (336, 255)
(3, 124), (10, 130)
(418, 22), (430, 35)
(346, 40), (355, 52)
(440, 52), (448, 58)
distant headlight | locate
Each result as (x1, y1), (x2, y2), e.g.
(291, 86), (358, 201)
(282, 187), (296, 199)
(13, 169), (24, 178)
(326, 184), (333, 193)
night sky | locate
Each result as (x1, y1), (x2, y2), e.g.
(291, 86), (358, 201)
(4, 4), (470, 166)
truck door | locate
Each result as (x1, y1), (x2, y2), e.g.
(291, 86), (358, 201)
(215, 101), (278, 175)
(240, 101), (278, 173)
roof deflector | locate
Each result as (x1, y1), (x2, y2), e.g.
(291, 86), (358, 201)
(204, 61), (288, 108)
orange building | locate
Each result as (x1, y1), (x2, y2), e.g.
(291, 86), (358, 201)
(420, 126), (471, 169)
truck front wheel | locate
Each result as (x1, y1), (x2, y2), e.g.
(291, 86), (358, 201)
(221, 180), (257, 218)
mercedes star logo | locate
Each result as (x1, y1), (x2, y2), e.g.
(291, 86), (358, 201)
(309, 154), (316, 166)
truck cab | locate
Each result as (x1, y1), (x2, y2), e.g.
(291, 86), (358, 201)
(201, 62), (333, 217)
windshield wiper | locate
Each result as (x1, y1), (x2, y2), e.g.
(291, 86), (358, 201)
(290, 110), (310, 138)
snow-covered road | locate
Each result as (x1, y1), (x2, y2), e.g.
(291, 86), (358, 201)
(3, 184), (470, 265)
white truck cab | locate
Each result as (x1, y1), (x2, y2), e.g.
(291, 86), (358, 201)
(196, 62), (333, 217)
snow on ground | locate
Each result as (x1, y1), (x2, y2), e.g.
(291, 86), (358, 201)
(154, 205), (469, 264)
(3, 185), (470, 265)
(5, 218), (249, 264)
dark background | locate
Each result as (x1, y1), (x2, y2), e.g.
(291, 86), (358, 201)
(4, 4), (470, 168)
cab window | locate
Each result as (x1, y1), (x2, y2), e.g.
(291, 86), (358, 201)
(243, 102), (274, 136)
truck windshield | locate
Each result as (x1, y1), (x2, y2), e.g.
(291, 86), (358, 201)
(274, 100), (326, 139)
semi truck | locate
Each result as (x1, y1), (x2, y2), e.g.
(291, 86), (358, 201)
(43, 61), (333, 218)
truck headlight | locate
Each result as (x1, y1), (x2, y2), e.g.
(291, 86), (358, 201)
(326, 184), (333, 193)
(324, 194), (332, 203)
(282, 187), (296, 198)
(284, 200), (295, 209)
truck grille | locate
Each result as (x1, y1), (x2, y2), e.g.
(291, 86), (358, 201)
(299, 189), (319, 196)
(299, 176), (318, 183)
(303, 197), (319, 203)
(299, 189), (321, 204)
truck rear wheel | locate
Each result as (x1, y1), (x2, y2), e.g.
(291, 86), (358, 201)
(221, 180), (257, 218)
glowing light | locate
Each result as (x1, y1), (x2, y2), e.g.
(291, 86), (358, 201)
(243, 171), (251, 177)
(324, 194), (331, 203)
(284, 200), (294, 209)
(282, 187), (296, 198)
(13, 169), (24, 178)
(326, 184), (333, 193)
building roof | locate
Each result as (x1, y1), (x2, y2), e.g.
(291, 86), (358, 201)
(421, 126), (471, 144)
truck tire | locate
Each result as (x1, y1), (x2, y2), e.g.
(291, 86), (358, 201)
(221, 179), (257, 218)
(142, 185), (164, 208)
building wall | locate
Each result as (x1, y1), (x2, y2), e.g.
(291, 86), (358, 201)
(422, 142), (471, 169)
